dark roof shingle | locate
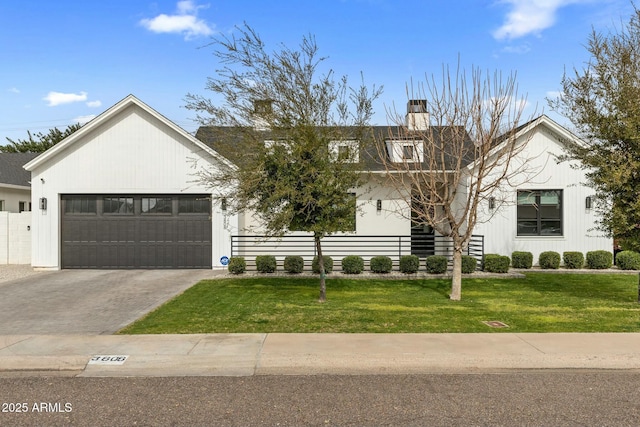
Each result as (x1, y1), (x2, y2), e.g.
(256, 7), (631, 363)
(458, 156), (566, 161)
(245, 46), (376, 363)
(195, 125), (475, 171)
(0, 153), (38, 187)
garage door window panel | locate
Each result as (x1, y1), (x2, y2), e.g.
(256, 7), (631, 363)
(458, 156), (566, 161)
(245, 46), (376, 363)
(103, 197), (134, 215)
(142, 197), (173, 215)
(64, 197), (97, 215)
(179, 197), (211, 214)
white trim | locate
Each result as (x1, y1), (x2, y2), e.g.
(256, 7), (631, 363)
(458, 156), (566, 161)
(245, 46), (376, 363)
(0, 183), (30, 191)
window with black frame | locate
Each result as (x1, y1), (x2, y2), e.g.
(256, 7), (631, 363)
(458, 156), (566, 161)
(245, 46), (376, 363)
(517, 190), (562, 236)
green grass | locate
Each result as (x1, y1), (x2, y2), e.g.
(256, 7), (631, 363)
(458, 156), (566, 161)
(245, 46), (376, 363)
(118, 273), (640, 334)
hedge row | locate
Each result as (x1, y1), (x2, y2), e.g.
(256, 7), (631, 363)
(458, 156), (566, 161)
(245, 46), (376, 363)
(506, 250), (631, 270)
(227, 255), (479, 275)
(229, 249), (639, 275)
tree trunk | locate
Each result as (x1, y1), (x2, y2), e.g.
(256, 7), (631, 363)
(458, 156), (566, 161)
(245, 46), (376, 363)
(450, 245), (463, 301)
(315, 233), (327, 303)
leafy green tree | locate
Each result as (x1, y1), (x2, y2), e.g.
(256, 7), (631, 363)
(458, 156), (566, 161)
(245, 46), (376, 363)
(186, 24), (381, 302)
(1, 123), (82, 153)
(549, 8), (640, 250)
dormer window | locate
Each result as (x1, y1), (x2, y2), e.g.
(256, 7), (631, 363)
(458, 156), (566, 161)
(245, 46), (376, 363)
(386, 140), (423, 163)
(264, 139), (292, 155)
(330, 140), (359, 163)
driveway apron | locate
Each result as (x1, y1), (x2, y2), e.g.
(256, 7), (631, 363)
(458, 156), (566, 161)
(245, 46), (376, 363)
(0, 270), (217, 334)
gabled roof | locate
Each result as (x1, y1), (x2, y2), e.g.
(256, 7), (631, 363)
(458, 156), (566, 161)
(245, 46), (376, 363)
(195, 125), (475, 171)
(24, 94), (236, 172)
(0, 152), (39, 188)
(463, 114), (581, 171)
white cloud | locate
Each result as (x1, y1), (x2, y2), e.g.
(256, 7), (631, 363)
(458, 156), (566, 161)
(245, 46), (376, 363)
(8, 87), (20, 94)
(501, 43), (531, 54)
(493, 0), (586, 40)
(44, 91), (88, 107)
(86, 100), (102, 108)
(73, 115), (96, 125)
(139, 1), (214, 40)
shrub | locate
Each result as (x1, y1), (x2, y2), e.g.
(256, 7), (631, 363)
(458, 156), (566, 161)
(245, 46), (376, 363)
(399, 255), (420, 274)
(227, 257), (246, 274)
(461, 255), (477, 274)
(255, 255), (277, 273)
(370, 256), (393, 274)
(283, 256), (304, 274)
(425, 255), (448, 274)
(538, 251), (561, 269)
(586, 250), (613, 269)
(511, 251), (533, 269)
(563, 252), (584, 269)
(312, 255), (334, 274)
(341, 255), (364, 274)
(484, 254), (510, 273)
(615, 250), (640, 270)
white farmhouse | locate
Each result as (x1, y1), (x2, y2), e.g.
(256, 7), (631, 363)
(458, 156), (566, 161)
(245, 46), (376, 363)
(21, 95), (611, 269)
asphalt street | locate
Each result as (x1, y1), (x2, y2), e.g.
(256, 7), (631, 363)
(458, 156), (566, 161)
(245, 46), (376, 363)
(1, 371), (639, 426)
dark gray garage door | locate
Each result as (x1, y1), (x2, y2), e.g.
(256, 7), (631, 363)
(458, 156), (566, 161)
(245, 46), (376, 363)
(61, 195), (212, 269)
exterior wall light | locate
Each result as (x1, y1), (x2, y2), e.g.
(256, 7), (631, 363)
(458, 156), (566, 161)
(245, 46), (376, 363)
(585, 196), (592, 210)
(221, 198), (227, 212)
(39, 197), (47, 211)
(376, 199), (382, 211)
(489, 197), (495, 210)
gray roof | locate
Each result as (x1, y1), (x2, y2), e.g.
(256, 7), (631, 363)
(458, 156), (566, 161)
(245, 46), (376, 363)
(0, 153), (38, 187)
(195, 125), (475, 171)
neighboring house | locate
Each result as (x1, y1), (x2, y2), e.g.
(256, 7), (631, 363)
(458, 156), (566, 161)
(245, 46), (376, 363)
(24, 95), (237, 269)
(0, 152), (37, 212)
(22, 95), (611, 270)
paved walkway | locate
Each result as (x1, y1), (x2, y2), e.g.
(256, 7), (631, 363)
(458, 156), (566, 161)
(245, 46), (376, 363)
(1, 333), (639, 377)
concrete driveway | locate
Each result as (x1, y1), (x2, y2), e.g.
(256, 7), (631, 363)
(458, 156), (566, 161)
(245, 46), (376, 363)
(0, 269), (221, 335)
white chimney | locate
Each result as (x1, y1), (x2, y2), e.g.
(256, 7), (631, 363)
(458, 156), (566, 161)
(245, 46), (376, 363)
(252, 99), (272, 130)
(406, 100), (429, 131)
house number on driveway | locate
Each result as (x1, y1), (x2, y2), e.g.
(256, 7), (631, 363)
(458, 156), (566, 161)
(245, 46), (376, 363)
(88, 355), (129, 365)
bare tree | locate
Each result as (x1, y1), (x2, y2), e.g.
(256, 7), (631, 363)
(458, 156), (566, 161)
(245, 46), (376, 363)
(377, 64), (534, 300)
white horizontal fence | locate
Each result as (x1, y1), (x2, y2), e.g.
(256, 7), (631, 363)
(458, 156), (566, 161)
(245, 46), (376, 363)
(0, 212), (31, 264)
(230, 234), (484, 271)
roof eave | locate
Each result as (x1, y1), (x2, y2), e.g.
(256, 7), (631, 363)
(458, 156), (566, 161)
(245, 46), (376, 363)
(0, 183), (30, 190)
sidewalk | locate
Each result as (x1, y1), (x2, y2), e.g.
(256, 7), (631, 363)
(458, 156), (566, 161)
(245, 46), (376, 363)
(1, 333), (640, 377)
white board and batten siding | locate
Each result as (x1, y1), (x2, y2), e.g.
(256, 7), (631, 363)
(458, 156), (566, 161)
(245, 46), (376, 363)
(25, 97), (235, 269)
(473, 118), (612, 265)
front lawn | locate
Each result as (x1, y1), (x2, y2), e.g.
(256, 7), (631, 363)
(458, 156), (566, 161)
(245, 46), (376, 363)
(118, 273), (640, 334)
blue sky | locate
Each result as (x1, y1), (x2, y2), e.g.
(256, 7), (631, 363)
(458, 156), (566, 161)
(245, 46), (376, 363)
(0, 0), (635, 143)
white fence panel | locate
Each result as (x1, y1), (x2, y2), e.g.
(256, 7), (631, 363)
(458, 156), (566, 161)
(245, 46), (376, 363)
(0, 212), (31, 264)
